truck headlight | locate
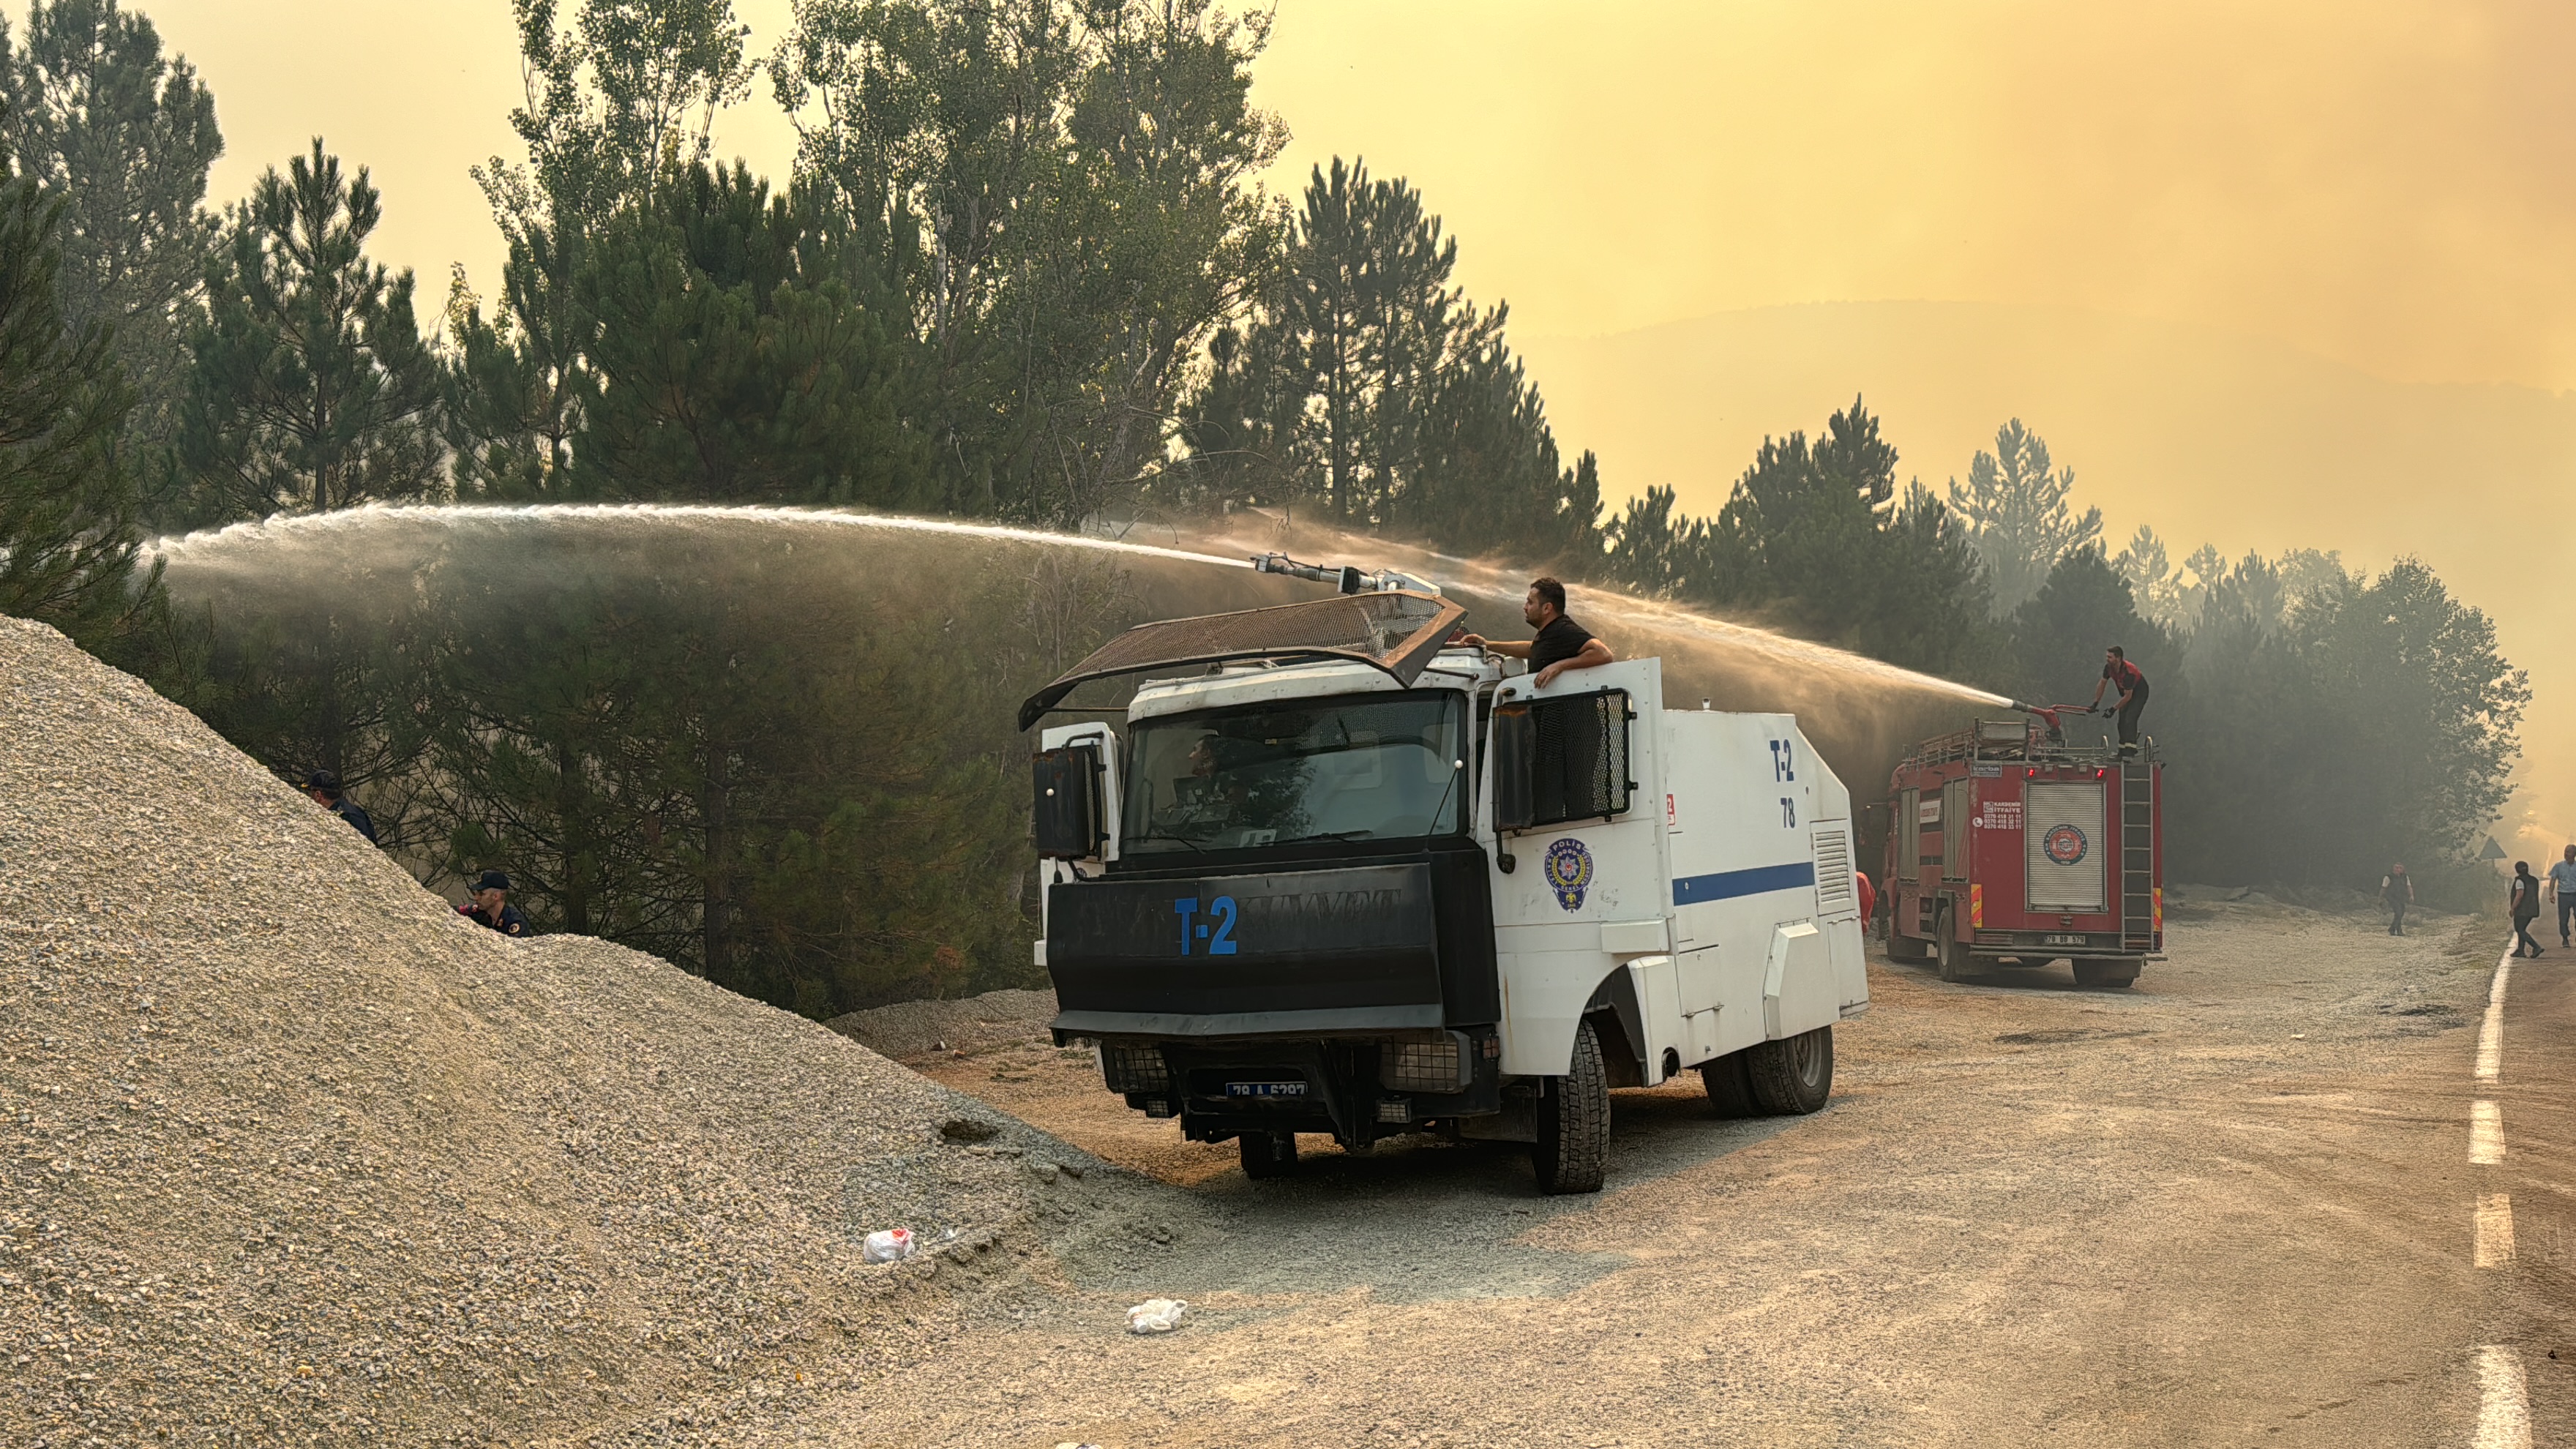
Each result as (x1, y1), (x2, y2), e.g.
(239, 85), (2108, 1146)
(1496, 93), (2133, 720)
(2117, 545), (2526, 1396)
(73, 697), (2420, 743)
(1380, 1033), (1473, 1093)
(1101, 1044), (1171, 1093)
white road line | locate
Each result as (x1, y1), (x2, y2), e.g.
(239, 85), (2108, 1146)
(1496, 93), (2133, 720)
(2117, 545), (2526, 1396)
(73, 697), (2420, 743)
(2477, 946), (2514, 1082)
(2472, 1101), (2506, 1165)
(2476, 1194), (2517, 1269)
(2475, 1346), (2533, 1449)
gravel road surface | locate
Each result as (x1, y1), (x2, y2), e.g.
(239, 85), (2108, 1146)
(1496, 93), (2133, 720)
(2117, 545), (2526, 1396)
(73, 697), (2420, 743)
(711, 894), (2561, 1448)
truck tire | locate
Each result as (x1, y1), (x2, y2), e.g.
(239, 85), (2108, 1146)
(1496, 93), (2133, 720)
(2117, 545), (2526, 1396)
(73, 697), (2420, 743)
(1239, 1130), (1298, 1180)
(1936, 907), (1971, 984)
(1532, 1019), (1611, 1194)
(1745, 1026), (1835, 1114)
(2073, 959), (2141, 989)
(1699, 1049), (1761, 1118)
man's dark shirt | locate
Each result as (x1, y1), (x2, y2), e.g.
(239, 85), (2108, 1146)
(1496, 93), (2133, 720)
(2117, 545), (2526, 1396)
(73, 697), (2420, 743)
(2103, 658), (2147, 694)
(1530, 615), (1598, 674)
(459, 901), (528, 936)
(329, 798), (378, 844)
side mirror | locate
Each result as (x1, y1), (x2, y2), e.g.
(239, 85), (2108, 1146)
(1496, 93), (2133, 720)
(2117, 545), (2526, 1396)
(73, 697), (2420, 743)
(1491, 703), (1535, 831)
(1033, 744), (1106, 858)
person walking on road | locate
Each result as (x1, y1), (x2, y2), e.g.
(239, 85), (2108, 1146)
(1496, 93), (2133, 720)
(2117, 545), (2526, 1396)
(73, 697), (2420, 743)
(2381, 862), (2414, 936)
(304, 770), (378, 845)
(2087, 646), (2150, 758)
(2510, 861), (2544, 957)
(2548, 845), (2576, 948)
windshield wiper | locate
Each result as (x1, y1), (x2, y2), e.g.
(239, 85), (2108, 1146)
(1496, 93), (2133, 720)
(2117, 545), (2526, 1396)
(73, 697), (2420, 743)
(1125, 830), (1212, 855)
(1270, 829), (1377, 846)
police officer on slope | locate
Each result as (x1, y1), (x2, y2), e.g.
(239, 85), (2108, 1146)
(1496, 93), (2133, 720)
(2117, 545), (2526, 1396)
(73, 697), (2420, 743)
(458, 870), (529, 936)
(304, 770), (379, 845)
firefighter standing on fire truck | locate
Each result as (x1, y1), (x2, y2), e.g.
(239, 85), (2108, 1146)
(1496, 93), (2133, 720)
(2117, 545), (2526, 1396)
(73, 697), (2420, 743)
(2089, 645), (2150, 757)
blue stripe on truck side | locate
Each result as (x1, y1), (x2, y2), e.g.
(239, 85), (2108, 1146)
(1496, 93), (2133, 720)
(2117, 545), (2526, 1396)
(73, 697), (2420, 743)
(1672, 861), (1817, 906)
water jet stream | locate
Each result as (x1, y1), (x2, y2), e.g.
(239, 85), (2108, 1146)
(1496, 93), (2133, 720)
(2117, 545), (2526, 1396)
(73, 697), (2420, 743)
(149, 501), (2011, 722)
(146, 502), (1259, 574)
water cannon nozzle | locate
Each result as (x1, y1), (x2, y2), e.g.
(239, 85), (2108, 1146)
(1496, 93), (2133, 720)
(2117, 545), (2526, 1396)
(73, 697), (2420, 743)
(1247, 553), (1442, 596)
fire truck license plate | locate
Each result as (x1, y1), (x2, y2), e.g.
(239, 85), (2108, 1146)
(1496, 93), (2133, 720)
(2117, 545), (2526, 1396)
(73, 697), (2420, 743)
(1226, 1082), (1306, 1098)
(2043, 933), (2087, 946)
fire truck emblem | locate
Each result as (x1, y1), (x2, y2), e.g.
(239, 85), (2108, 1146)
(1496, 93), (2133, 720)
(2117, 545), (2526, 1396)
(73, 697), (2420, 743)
(1543, 837), (1594, 910)
(2042, 823), (2090, 866)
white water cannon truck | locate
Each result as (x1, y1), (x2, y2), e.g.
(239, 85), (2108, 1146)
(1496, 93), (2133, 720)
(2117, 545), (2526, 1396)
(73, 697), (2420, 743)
(1020, 559), (1868, 1193)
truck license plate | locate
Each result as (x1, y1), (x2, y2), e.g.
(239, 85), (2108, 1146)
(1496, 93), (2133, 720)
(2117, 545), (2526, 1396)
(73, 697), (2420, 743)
(2043, 933), (2087, 946)
(1226, 1081), (1306, 1098)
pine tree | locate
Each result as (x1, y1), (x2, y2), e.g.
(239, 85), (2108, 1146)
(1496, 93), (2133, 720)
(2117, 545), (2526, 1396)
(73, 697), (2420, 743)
(175, 139), (444, 521)
(2006, 545), (2178, 717)
(776, 0), (1284, 525)
(1946, 419), (2101, 617)
(1, 0), (222, 468)
(572, 162), (930, 505)
(0, 173), (151, 647)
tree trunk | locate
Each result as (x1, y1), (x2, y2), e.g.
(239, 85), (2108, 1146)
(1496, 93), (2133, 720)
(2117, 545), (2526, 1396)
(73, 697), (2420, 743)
(700, 739), (732, 983)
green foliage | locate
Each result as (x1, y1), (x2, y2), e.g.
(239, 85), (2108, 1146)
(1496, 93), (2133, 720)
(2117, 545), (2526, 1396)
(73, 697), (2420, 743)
(0, 0), (222, 469)
(776, 0), (1287, 525)
(174, 139), (443, 523)
(2004, 544), (2181, 710)
(1598, 398), (1996, 678)
(1946, 419), (2101, 618)
(572, 162), (931, 505)
(0, 173), (155, 649)
(2161, 558), (2527, 886)
(482, 0), (753, 229)
(1169, 157), (1595, 558)
(181, 525), (1141, 1015)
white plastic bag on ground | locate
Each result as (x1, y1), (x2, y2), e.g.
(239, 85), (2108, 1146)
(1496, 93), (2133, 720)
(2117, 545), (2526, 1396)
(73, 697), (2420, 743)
(1125, 1298), (1187, 1333)
(862, 1227), (916, 1263)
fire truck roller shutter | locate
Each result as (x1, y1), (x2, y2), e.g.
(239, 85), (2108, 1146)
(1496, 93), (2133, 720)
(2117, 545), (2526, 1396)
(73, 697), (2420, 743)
(2025, 779), (2109, 912)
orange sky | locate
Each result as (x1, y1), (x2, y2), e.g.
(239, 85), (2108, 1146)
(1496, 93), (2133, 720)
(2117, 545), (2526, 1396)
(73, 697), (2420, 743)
(45, 0), (2575, 856)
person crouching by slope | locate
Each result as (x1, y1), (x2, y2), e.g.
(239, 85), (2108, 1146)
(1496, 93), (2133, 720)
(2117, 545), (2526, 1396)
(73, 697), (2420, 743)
(460, 870), (528, 936)
(304, 770), (378, 845)
(2509, 861), (2543, 959)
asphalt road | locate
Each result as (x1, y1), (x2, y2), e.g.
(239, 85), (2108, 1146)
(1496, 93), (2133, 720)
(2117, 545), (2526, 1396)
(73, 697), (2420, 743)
(738, 892), (2565, 1448)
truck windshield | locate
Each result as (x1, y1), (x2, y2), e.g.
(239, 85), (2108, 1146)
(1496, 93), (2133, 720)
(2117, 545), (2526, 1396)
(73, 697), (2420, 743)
(1123, 692), (1468, 856)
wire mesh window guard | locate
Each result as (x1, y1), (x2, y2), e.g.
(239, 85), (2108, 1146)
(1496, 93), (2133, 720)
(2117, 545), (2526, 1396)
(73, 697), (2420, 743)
(1498, 689), (1633, 829)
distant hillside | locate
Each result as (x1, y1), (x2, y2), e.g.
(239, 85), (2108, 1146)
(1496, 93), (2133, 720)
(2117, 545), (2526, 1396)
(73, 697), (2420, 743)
(1518, 299), (2575, 851)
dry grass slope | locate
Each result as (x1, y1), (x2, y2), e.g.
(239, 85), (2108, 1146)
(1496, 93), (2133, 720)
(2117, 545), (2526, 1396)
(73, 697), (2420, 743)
(0, 616), (1136, 1445)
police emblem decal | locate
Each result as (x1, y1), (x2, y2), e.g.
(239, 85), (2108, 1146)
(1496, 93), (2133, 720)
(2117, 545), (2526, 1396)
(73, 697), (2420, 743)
(2043, 823), (2089, 866)
(1543, 837), (1594, 910)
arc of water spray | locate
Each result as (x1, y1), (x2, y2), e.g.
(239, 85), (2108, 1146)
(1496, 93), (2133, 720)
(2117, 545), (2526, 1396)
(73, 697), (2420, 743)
(145, 502), (1262, 574)
(151, 501), (2011, 709)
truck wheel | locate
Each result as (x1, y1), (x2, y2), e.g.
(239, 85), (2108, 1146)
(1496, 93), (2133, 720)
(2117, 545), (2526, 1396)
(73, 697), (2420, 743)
(2073, 959), (2141, 989)
(1745, 1026), (1835, 1114)
(1533, 1019), (1611, 1194)
(1239, 1131), (1298, 1180)
(1936, 909), (1971, 984)
(1699, 1050), (1760, 1118)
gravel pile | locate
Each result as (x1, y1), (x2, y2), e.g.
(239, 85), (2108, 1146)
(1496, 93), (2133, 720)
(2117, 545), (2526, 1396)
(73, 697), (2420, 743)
(825, 988), (1058, 1061)
(0, 617), (1142, 1445)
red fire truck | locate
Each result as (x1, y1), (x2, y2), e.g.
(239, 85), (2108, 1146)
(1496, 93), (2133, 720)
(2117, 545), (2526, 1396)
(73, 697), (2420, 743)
(1882, 706), (2162, 988)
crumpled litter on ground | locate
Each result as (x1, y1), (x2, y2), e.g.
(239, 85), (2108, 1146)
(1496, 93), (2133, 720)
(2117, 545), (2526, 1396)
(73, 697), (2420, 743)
(1125, 1298), (1187, 1333)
